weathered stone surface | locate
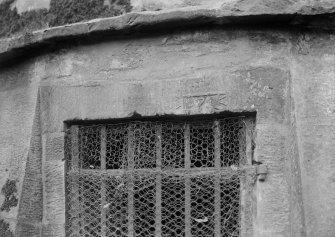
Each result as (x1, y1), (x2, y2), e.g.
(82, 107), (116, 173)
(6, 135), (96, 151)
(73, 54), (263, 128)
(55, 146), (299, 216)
(131, 0), (224, 11)
(15, 96), (43, 237)
(0, 58), (42, 235)
(42, 132), (66, 233)
(0, 9), (335, 236)
(3, 0), (335, 15)
(32, 29), (293, 237)
(1, 1), (335, 64)
(42, 160), (65, 232)
(290, 36), (335, 236)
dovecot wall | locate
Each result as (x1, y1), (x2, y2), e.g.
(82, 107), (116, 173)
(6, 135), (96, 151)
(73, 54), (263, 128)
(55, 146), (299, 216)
(1, 1), (335, 236)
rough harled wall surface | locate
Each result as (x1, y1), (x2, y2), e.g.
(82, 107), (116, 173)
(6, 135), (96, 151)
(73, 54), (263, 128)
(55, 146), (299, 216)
(15, 94), (43, 237)
(0, 28), (294, 237)
(290, 33), (335, 237)
(0, 58), (44, 236)
(0, 27), (334, 237)
(36, 30), (293, 237)
(288, 81), (306, 237)
(2, 0), (335, 38)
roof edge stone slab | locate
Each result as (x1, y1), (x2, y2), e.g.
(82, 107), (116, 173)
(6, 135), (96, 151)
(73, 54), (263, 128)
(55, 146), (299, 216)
(1, 4), (335, 64)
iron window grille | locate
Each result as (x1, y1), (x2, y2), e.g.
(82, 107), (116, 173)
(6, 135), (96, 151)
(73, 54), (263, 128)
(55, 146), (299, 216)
(65, 117), (255, 237)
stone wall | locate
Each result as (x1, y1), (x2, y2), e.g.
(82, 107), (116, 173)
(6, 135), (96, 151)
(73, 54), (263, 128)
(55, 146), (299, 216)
(40, 29), (290, 237)
(0, 3), (335, 237)
(1, 0), (335, 38)
(0, 27), (329, 237)
(0, 57), (43, 236)
(290, 33), (335, 237)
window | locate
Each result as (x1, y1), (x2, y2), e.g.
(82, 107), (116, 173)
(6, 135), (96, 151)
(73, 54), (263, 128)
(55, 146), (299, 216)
(65, 117), (254, 237)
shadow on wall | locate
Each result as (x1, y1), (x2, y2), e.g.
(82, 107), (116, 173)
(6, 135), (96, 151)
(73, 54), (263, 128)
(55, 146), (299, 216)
(0, 180), (18, 212)
(0, 180), (17, 237)
(0, 0), (132, 38)
(0, 219), (14, 237)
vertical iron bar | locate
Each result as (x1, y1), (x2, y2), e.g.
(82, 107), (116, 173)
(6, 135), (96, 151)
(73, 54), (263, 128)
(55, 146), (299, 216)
(101, 126), (107, 237)
(127, 126), (134, 237)
(70, 125), (80, 236)
(241, 119), (253, 237)
(71, 126), (80, 170)
(245, 120), (253, 166)
(214, 120), (221, 237)
(184, 123), (191, 237)
(155, 125), (162, 237)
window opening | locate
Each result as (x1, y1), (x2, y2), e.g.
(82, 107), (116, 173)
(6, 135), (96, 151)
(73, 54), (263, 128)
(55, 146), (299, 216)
(65, 117), (254, 237)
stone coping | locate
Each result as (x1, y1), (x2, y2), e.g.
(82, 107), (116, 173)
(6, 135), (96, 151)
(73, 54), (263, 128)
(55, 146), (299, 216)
(0, 5), (335, 64)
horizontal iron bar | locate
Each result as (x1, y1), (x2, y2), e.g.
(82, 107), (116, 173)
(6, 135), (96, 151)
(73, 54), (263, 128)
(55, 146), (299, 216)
(68, 165), (255, 177)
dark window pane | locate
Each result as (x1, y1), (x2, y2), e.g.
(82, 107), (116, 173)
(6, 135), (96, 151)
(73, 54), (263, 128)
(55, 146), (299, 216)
(191, 176), (215, 237)
(134, 175), (156, 236)
(79, 174), (102, 237)
(220, 119), (243, 167)
(162, 123), (185, 169)
(133, 123), (156, 169)
(190, 122), (215, 168)
(162, 175), (185, 237)
(80, 126), (101, 169)
(106, 124), (128, 169)
(220, 175), (240, 237)
(66, 117), (250, 237)
(106, 175), (128, 237)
